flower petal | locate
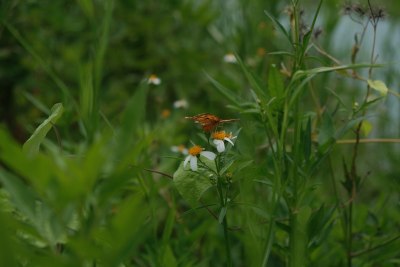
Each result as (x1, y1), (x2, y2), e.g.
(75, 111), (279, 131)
(213, 140), (225, 152)
(224, 137), (235, 146)
(190, 156), (198, 171)
(201, 151), (217, 160)
(184, 155), (191, 168)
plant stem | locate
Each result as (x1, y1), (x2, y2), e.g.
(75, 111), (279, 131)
(347, 202), (353, 267)
(222, 214), (232, 267)
(216, 156), (232, 267)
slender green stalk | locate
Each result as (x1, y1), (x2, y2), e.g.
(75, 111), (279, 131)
(215, 155), (232, 267)
(261, 189), (279, 267)
(345, 6), (380, 266)
(260, 120), (282, 267)
(346, 203), (353, 267)
(222, 215), (232, 267)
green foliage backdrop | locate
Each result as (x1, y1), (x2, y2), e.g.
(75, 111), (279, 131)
(1, 0), (400, 266)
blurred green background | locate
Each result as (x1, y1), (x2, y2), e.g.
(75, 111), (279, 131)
(1, 0), (399, 140)
(1, 0), (399, 266)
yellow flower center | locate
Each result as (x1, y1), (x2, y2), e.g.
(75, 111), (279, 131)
(149, 74), (158, 80)
(161, 109), (171, 118)
(189, 145), (203, 156)
(177, 145), (186, 153)
(212, 131), (230, 140)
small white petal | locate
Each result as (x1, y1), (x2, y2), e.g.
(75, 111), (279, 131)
(223, 54), (237, 63)
(190, 156), (198, 171)
(184, 155), (191, 168)
(201, 151), (217, 160)
(213, 140), (225, 152)
(173, 99), (189, 109)
(224, 137), (235, 146)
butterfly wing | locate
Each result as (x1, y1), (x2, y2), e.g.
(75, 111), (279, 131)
(185, 113), (238, 132)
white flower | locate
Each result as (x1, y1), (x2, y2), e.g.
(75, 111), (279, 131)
(147, 74), (161, 85)
(173, 99), (189, 109)
(212, 131), (236, 153)
(171, 145), (188, 155)
(223, 53), (237, 63)
(184, 145), (216, 171)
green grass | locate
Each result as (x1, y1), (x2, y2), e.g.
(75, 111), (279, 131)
(0, 0), (400, 266)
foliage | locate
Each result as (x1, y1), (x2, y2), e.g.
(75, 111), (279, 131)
(1, 0), (400, 266)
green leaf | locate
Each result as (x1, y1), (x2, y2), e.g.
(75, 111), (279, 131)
(79, 62), (96, 137)
(290, 206), (311, 267)
(76, 0), (95, 19)
(301, 0), (323, 56)
(367, 79), (389, 96)
(162, 245), (178, 267)
(205, 72), (241, 106)
(293, 63), (382, 82)
(173, 156), (216, 207)
(0, 169), (65, 246)
(98, 194), (148, 266)
(302, 117), (312, 162)
(111, 84), (148, 164)
(268, 64), (285, 99)
(235, 54), (268, 104)
(161, 209), (177, 266)
(0, 210), (17, 266)
(361, 120), (373, 136)
(307, 205), (335, 248)
(318, 111), (335, 146)
(218, 206), (227, 224)
(23, 103), (64, 157)
(264, 10), (292, 45)
(4, 23), (74, 106)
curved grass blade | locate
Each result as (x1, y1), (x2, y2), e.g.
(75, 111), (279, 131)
(23, 103), (64, 157)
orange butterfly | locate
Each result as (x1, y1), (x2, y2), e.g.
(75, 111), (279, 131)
(185, 113), (239, 132)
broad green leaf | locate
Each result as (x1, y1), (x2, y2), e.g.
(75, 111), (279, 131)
(173, 156), (216, 207)
(0, 169), (65, 246)
(367, 79), (389, 96)
(0, 128), (55, 196)
(23, 103), (64, 157)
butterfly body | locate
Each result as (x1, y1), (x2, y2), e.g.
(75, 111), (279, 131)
(185, 113), (239, 132)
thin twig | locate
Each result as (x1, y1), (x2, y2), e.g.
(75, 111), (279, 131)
(143, 168), (173, 179)
(351, 235), (400, 257)
(337, 138), (400, 144)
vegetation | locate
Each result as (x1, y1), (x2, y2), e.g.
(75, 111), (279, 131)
(1, 0), (399, 266)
